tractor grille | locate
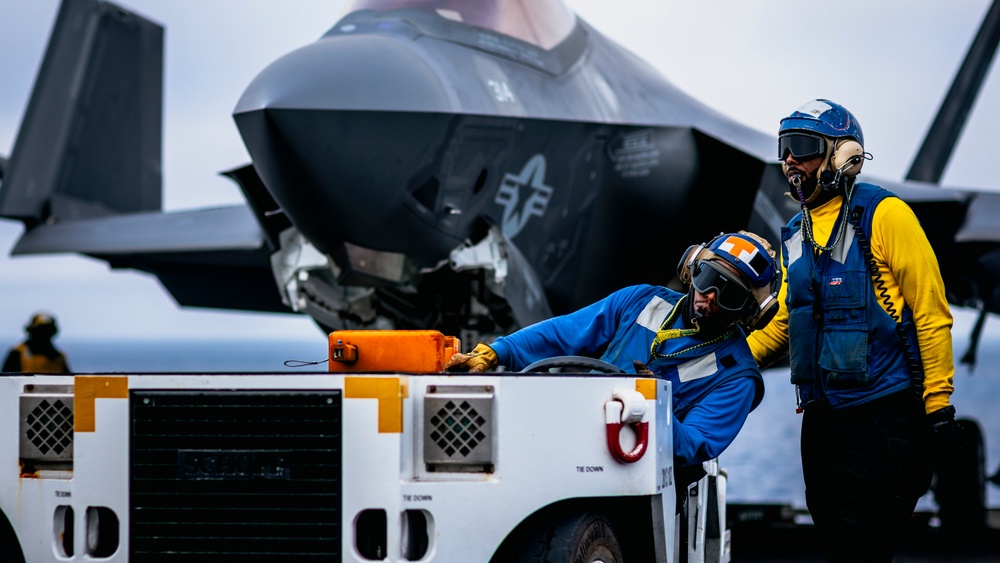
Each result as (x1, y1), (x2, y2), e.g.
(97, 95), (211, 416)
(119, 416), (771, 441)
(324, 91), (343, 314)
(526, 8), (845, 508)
(130, 390), (342, 561)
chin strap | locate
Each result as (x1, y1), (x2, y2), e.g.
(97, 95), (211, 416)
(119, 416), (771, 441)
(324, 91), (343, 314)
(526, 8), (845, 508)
(819, 169), (840, 191)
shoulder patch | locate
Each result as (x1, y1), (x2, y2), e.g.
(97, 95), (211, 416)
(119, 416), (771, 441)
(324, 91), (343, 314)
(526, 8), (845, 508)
(636, 295), (673, 332)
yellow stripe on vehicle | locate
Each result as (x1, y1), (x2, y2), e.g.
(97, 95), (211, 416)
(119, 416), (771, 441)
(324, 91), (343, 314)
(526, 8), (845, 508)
(635, 378), (657, 400)
(345, 376), (409, 433)
(75, 376), (128, 432)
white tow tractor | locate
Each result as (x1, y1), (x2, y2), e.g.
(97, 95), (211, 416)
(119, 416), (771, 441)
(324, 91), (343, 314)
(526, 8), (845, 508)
(0, 331), (730, 562)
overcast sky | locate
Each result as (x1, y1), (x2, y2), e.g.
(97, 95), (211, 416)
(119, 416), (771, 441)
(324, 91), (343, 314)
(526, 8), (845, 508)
(0, 0), (997, 345)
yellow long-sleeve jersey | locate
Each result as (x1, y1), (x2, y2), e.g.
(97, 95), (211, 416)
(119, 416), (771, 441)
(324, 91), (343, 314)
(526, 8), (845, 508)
(747, 192), (954, 413)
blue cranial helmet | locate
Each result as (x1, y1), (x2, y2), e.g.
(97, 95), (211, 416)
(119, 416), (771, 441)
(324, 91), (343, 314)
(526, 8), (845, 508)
(706, 232), (778, 290)
(676, 231), (780, 331)
(779, 99), (864, 147)
(778, 100), (867, 202)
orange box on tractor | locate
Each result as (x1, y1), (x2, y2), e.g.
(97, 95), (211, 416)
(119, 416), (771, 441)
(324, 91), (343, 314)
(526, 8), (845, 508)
(328, 330), (462, 372)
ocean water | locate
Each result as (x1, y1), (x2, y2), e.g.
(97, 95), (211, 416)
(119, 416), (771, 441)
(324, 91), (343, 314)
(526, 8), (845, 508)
(723, 366), (1000, 510)
(725, 307), (1000, 509)
(38, 309), (1000, 508)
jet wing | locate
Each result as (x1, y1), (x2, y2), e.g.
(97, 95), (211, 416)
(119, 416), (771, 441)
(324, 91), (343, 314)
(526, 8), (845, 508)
(10, 205), (262, 256)
(0, 0), (289, 315)
(8, 205), (289, 314)
(955, 191), (1000, 244)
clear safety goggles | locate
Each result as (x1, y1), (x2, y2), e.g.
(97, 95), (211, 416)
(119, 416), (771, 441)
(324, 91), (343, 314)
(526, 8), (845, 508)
(778, 132), (827, 161)
(691, 260), (753, 312)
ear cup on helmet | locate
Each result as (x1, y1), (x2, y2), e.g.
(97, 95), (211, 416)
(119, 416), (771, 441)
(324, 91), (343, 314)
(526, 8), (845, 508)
(749, 273), (782, 331)
(831, 139), (864, 176)
(725, 234), (781, 332)
(677, 234), (728, 286)
(676, 244), (703, 285)
(746, 296), (780, 332)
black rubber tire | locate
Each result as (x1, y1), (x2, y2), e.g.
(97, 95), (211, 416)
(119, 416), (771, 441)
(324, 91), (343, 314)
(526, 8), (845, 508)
(0, 510), (25, 563)
(934, 418), (987, 535)
(520, 356), (624, 374)
(530, 510), (624, 563)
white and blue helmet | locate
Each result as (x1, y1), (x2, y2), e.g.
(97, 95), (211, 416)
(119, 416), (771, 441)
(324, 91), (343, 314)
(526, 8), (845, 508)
(779, 99), (864, 147)
(778, 99), (867, 200)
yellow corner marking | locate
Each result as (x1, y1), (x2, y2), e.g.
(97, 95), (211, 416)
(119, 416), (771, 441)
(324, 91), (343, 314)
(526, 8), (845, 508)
(75, 376), (128, 433)
(635, 378), (657, 400)
(345, 376), (409, 433)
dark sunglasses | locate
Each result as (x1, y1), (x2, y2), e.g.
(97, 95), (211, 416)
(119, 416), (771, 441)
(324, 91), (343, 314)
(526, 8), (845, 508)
(691, 260), (753, 312)
(778, 132), (826, 161)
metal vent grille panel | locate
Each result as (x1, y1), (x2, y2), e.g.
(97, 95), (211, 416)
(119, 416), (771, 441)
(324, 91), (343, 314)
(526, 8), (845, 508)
(428, 400), (488, 457)
(130, 390), (342, 561)
(20, 395), (74, 461)
(424, 385), (493, 471)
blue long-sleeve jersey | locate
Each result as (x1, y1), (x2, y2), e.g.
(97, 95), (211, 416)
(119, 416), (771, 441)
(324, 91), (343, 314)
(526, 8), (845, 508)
(490, 285), (764, 467)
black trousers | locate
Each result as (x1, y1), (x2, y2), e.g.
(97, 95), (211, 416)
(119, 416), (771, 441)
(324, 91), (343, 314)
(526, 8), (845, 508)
(801, 389), (932, 563)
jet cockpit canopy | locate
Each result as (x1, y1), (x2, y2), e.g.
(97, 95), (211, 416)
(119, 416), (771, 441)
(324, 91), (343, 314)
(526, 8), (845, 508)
(345, 0), (575, 48)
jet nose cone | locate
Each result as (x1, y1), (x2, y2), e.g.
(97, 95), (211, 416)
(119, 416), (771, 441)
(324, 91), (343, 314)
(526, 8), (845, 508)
(234, 29), (454, 114)
(233, 27), (463, 264)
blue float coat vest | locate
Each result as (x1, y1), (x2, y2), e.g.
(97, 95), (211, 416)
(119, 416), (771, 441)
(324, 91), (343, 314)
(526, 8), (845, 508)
(783, 183), (915, 409)
(490, 285), (765, 416)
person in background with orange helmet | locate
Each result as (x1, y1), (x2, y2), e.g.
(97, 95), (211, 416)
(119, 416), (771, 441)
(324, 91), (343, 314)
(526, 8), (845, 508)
(3, 312), (70, 373)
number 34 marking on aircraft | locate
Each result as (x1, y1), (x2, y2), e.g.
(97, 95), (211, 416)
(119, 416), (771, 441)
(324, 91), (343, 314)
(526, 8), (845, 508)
(487, 79), (516, 103)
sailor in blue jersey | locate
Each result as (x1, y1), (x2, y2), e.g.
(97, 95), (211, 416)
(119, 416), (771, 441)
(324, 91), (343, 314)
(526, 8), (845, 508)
(446, 231), (780, 472)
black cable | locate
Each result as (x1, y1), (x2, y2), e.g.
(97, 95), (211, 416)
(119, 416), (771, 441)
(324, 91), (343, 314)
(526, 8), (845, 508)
(848, 206), (924, 390)
(284, 358), (328, 367)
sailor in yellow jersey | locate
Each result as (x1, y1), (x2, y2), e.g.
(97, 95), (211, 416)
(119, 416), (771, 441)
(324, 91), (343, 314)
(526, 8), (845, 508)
(2, 313), (70, 373)
(747, 100), (961, 562)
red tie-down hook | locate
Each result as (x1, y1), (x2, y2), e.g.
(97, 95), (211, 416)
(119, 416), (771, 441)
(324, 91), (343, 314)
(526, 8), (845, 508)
(605, 389), (650, 464)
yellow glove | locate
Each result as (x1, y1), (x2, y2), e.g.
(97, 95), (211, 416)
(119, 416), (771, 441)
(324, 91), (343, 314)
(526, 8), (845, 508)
(445, 343), (498, 373)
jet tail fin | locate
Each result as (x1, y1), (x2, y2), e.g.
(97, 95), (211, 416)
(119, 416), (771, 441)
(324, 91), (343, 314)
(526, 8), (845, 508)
(906, 0), (1000, 183)
(0, 0), (163, 226)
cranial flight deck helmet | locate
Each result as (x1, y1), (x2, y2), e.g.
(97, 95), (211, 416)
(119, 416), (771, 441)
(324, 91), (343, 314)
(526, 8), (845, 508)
(676, 231), (780, 332)
(25, 313), (58, 338)
(778, 99), (867, 203)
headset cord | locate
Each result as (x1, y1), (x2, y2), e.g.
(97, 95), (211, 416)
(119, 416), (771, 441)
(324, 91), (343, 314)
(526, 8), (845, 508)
(847, 206), (924, 393)
(798, 180), (855, 253)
